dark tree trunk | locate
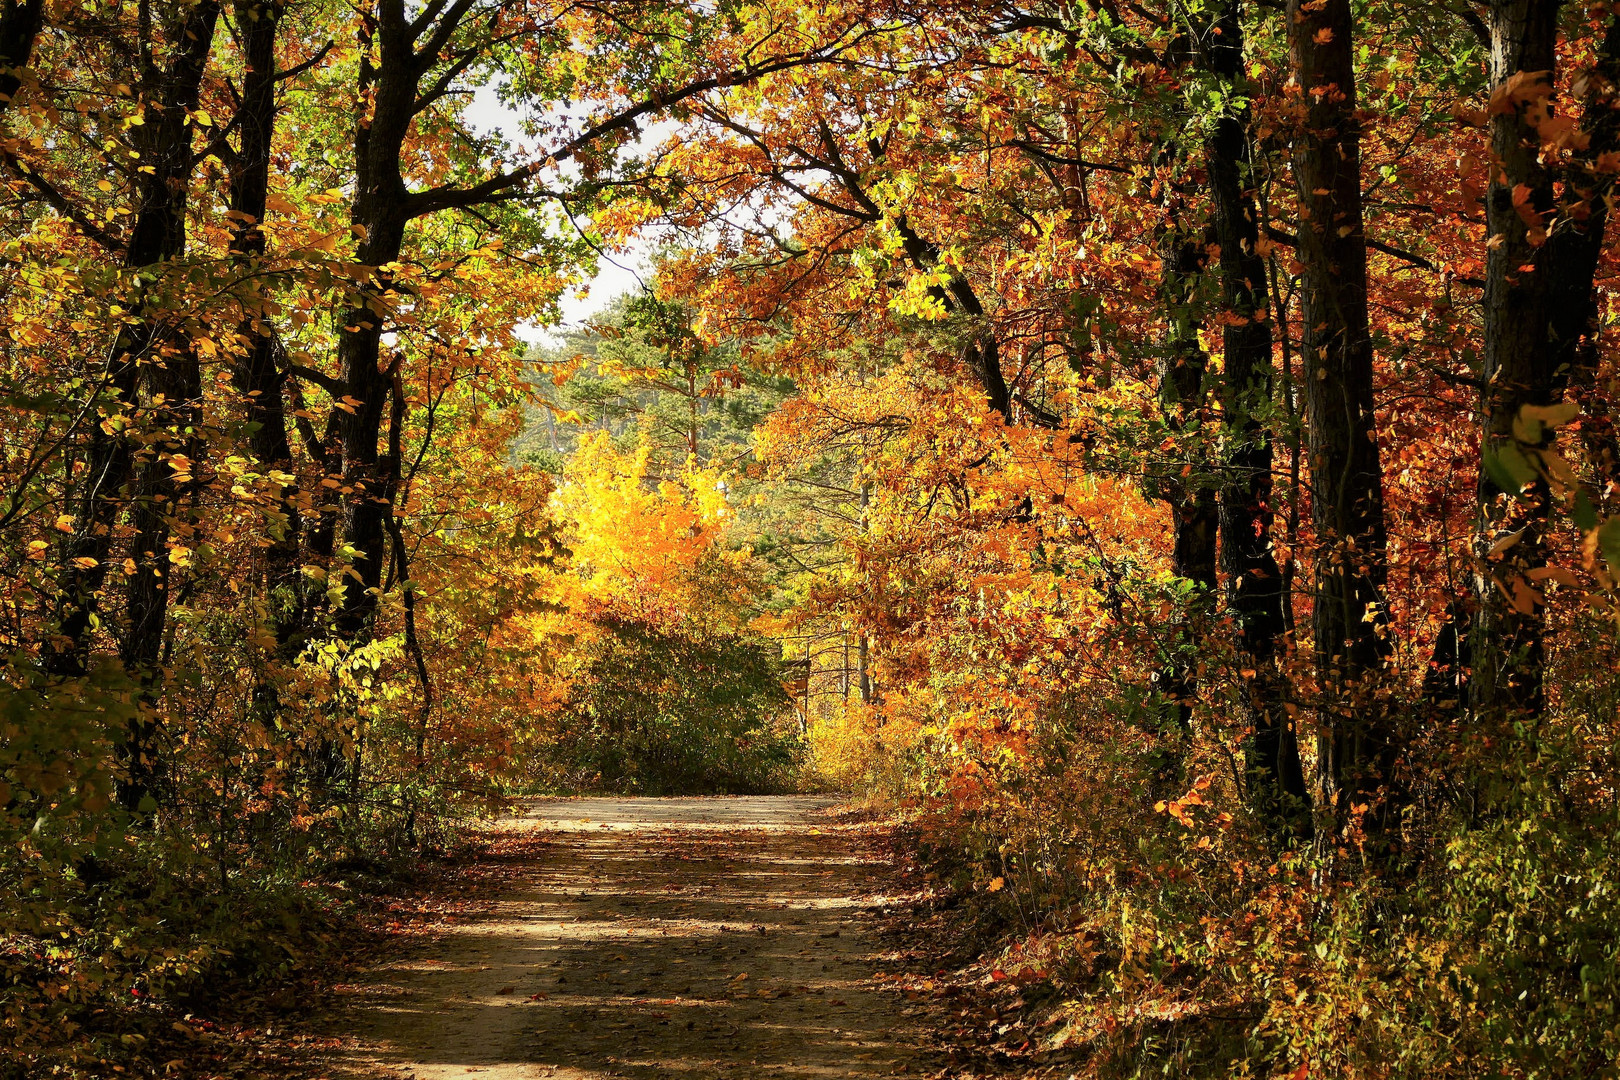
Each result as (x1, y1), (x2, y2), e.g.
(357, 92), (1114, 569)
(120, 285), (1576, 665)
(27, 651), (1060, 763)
(0, 0), (42, 113)
(228, 0), (303, 653)
(116, 1), (223, 812)
(39, 1), (224, 812)
(50, 2), (222, 672)
(44, 4), (219, 696)
(1286, 0), (1396, 840)
(1471, 0), (1561, 737)
(332, 5), (415, 643)
(1153, 217), (1218, 736)
(1201, 0), (1310, 835)
(1470, 3), (1619, 750)
(858, 482), (874, 705)
(1422, 601), (1470, 714)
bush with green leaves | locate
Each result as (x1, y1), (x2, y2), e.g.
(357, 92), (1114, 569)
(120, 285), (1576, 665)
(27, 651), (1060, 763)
(554, 617), (797, 794)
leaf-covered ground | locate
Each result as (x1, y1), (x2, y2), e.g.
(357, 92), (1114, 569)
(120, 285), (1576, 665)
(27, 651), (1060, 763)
(311, 797), (981, 1080)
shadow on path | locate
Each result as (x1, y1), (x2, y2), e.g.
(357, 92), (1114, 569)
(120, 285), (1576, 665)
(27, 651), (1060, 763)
(330, 796), (934, 1080)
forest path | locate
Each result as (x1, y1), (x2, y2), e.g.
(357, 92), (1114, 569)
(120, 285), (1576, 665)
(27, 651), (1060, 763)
(329, 796), (936, 1080)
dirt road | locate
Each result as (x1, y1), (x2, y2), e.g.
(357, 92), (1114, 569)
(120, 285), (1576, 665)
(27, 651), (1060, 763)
(329, 796), (937, 1079)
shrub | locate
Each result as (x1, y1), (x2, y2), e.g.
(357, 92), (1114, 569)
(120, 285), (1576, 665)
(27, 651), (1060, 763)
(552, 616), (797, 794)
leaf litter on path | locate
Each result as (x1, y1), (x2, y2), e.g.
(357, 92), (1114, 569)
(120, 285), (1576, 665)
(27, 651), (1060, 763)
(318, 796), (953, 1080)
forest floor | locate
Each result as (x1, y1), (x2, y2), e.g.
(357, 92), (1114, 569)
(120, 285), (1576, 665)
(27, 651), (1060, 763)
(310, 796), (974, 1080)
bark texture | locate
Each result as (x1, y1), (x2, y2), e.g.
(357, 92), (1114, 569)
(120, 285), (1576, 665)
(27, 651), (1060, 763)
(1470, 1), (1620, 749)
(229, 0), (304, 654)
(1201, 0), (1309, 833)
(1153, 216), (1218, 737)
(1286, 0), (1395, 836)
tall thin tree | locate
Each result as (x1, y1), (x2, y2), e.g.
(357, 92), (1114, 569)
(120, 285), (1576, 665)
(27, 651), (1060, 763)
(1286, 0), (1395, 840)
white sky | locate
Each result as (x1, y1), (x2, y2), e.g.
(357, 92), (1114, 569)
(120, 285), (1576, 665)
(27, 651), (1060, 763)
(464, 86), (659, 345)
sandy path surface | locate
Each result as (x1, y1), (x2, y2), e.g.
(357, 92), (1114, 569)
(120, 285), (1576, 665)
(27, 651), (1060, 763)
(329, 796), (935, 1079)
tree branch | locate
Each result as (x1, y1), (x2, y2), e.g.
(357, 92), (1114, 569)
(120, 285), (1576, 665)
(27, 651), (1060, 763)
(288, 362), (348, 399)
(1264, 224), (1483, 287)
(2, 151), (124, 251)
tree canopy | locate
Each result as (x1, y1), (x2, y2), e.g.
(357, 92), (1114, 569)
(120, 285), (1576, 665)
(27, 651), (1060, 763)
(3, 0), (1620, 1076)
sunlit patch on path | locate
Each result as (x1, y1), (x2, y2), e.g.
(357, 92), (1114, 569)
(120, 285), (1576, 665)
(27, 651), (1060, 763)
(329, 796), (932, 1080)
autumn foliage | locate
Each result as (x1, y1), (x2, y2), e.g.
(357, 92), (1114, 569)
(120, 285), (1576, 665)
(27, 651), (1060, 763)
(4, 0), (1620, 1076)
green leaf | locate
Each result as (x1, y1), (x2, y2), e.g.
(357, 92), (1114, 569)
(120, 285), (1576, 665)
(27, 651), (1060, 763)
(1485, 441), (1538, 497)
(1599, 517), (1620, 580)
(1574, 490), (1599, 533)
(1484, 448), (1524, 499)
(1502, 442), (1540, 487)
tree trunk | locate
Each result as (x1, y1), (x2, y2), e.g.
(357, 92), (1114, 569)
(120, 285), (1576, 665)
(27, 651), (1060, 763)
(1287, 0), (1395, 839)
(332, 6), (414, 642)
(1470, 2), (1619, 752)
(857, 481), (874, 705)
(1202, 0), (1310, 835)
(1471, 0), (1561, 738)
(0, 0), (43, 114)
(228, 0), (304, 650)
(39, 1), (223, 813)
(1153, 216), (1218, 737)
(858, 632), (871, 704)
(116, 1), (223, 812)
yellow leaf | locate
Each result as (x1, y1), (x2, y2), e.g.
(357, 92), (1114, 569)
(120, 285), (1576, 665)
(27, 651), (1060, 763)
(1521, 401), (1579, 429)
(1488, 529), (1524, 556)
(1526, 565), (1579, 588)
